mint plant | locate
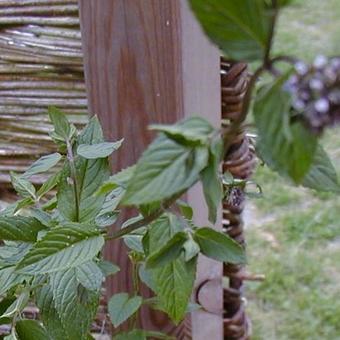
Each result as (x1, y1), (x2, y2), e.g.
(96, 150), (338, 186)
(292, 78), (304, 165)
(0, 108), (245, 339)
(0, 1), (339, 339)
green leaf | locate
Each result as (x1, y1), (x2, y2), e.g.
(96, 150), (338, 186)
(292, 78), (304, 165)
(0, 216), (46, 242)
(94, 187), (124, 227)
(121, 216), (146, 252)
(138, 263), (157, 292)
(302, 145), (340, 193)
(201, 137), (223, 224)
(0, 243), (31, 267)
(0, 267), (26, 296)
(183, 238), (200, 262)
(278, 0), (294, 6)
(95, 166), (136, 196)
(146, 297), (201, 316)
(0, 198), (34, 217)
(115, 330), (147, 340)
(1, 291), (29, 318)
(14, 198), (35, 213)
(193, 227), (246, 264)
(146, 214), (196, 323)
(146, 232), (187, 269)
(155, 255), (196, 324)
(76, 261), (104, 291)
(189, 0), (271, 61)
(254, 73), (317, 183)
(48, 107), (72, 141)
(17, 226), (104, 274)
(22, 153), (62, 179)
(122, 135), (209, 205)
(36, 285), (68, 340)
(147, 214), (185, 251)
(15, 320), (50, 340)
(29, 209), (52, 228)
(176, 200), (193, 220)
(0, 297), (16, 325)
(41, 197), (57, 211)
(222, 171), (234, 185)
(49, 268), (99, 339)
(264, 0), (293, 6)
(108, 293), (142, 328)
(95, 211), (118, 228)
(77, 140), (123, 159)
(97, 260), (120, 277)
(123, 234), (145, 253)
(115, 330), (174, 340)
(149, 116), (214, 146)
(139, 202), (161, 217)
(58, 116), (110, 223)
(10, 172), (36, 199)
(4, 329), (19, 340)
(36, 173), (60, 198)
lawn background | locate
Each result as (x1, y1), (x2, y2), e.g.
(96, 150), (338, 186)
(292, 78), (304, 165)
(246, 1), (340, 339)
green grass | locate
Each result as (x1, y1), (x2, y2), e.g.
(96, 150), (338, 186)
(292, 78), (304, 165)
(246, 1), (340, 339)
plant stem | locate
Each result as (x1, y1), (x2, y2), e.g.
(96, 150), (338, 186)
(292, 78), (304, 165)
(66, 140), (80, 222)
(223, 1), (281, 156)
(129, 260), (140, 329)
(271, 55), (299, 65)
(105, 192), (183, 241)
(264, 0), (279, 66)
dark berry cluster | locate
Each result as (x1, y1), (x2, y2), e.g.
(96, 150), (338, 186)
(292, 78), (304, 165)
(226, 187), (245, 208)
(285, 56), (340, 134)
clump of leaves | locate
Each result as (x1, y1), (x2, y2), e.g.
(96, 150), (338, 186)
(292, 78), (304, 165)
(1, 1), (340, 339)
(190, 0), (340, 191)
(0, 109), (245, 339)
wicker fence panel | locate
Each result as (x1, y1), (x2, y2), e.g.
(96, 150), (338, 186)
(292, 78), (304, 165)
(0, 0), (88, 190)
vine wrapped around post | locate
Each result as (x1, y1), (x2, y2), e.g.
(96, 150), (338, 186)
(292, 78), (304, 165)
(221, 59), (256, 340)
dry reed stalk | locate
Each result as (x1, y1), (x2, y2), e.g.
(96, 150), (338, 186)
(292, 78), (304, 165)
(0, 4), (79, 16)
(0, 46), (83, 64)
(2, 30), (82, 48)
(0, 1), (88, 187)
(0, 106), (87, 115)
(0, 0), (77, 7)
(0, 17), (79, 26)
(0, 80), (85, 89)
(0, 96), (87, 107)
(16, 25), (81, 39)
(0, 115), (87, 125)
(0, 38), (82, 57)
(0, 90), (86, 98)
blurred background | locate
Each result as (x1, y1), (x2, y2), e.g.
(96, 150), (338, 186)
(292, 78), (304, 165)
(246, 0), (340, 338)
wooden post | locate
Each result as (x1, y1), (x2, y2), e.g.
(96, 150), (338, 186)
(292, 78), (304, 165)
(79, 1), (222, 338)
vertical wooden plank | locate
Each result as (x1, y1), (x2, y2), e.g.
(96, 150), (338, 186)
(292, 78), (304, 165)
(180, 2), (223, 339)
(79, 1), (222, 338)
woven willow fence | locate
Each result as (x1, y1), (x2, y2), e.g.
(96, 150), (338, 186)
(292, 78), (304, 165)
(0, 1), (110, 334)
(0, 0), (88, 199)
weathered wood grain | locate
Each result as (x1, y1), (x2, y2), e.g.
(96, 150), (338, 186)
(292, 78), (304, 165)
(79, 1), (222, 338)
